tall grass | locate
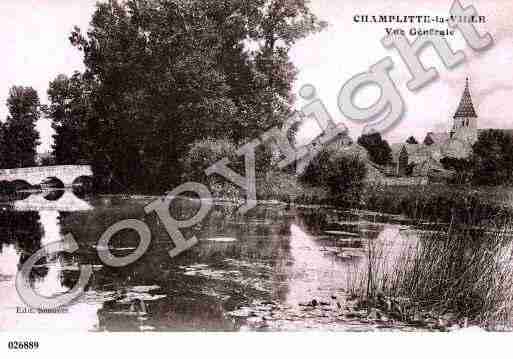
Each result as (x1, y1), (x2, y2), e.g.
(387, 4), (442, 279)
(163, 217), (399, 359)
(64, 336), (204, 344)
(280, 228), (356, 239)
(362, 184), (512, 223)
(347, 208), (513, 329)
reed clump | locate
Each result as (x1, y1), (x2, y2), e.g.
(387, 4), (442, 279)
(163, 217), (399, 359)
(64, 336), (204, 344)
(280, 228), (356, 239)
(347, 206), (513, 329)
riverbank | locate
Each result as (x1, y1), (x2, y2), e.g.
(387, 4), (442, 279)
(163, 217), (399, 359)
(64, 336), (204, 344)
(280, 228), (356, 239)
(98, 182), (513, 224)
(361, 184), (513, 222)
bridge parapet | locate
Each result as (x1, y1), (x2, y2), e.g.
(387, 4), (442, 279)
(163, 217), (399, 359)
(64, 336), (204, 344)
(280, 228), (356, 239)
(0, 165), (93, 186)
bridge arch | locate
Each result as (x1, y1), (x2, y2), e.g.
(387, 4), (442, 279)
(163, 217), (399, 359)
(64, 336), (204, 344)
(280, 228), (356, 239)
(6, 181), (31, 200)
(43, 190), (65, 201)
(72, 176), (94, 198)
(0, 165), (93, 188)
(72, 175), (93, 189)
(0, 180), (13, 194)
(41, 177), (65, 189)
(11, 180), (32, 191)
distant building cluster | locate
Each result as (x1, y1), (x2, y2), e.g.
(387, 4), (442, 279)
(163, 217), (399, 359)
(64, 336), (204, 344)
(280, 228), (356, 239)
(389, 78), (480, 180)
(288, 78), (511, 185)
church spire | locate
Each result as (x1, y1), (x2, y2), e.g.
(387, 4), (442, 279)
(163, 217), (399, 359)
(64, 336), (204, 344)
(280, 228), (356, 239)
(454, 77), (477, 118)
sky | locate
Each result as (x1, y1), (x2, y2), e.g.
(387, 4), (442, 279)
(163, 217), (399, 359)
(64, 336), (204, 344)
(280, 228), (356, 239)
(0, 0), (95, 152)
(291, 0), (513, 144)
(0, 0), (511, 153)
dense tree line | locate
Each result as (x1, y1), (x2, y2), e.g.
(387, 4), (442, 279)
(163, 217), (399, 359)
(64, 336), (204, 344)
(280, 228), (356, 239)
(41, 0), (324, 192)
(0, 86), (41, 169)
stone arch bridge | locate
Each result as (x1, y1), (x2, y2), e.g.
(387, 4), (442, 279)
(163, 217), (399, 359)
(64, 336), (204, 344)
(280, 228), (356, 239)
(0, 165), (93, 187)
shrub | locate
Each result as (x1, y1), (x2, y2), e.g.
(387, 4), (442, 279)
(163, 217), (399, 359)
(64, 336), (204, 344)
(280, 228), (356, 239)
(181, 138), (239, 182)
(299, 145), (367, 206)
(180, 138), (239, 199)
(440, 157), (472, 184)
(256, 171), (302, 203)
(294, 185), (330, 205)
(180, 138), (280, 201)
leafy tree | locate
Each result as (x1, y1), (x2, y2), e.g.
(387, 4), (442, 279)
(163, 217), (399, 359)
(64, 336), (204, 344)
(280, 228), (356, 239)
(424, 135), (434, 146)
(2, 86), (41, 168)
(69, 0), (325, 192)
(44, 73), (91, 165)
(357, 132), (392, 165)
(406, 136), (418, 144)
(472, 130), (513, 185)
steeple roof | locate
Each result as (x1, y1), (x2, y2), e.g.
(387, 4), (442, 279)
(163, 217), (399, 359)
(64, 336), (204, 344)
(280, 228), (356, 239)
(453, 78), (477, 118)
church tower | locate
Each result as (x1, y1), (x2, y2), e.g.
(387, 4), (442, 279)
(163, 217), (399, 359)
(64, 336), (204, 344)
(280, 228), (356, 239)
(450, 78), (478, 145)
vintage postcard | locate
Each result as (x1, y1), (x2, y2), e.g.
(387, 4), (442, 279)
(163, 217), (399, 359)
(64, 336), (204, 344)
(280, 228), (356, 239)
(0, 0), (511, 357)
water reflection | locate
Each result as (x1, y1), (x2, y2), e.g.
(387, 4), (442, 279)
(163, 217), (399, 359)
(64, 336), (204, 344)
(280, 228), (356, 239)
(1, 194), (420, 331)
(0, 192), (100, 330)
(0, 211), (46, 282)
(13, 190), (93, 212)
(283, 224), (348, 306)
(43, 190), (65, 201)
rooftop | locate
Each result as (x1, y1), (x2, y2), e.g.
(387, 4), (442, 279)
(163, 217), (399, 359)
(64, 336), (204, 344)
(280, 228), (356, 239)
(454, 78), (477, 118)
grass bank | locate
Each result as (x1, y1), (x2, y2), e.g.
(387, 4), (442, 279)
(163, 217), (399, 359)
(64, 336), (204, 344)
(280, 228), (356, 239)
(361, 184), (513, 223)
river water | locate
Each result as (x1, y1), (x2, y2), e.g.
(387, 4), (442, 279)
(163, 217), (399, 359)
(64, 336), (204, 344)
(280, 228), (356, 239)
(0, 190), (420, 331)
